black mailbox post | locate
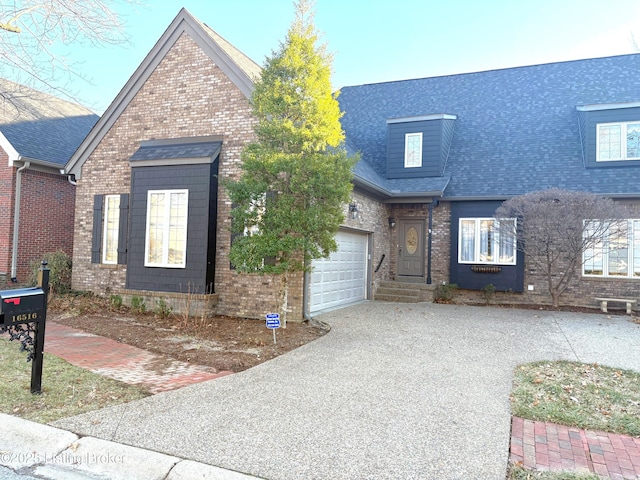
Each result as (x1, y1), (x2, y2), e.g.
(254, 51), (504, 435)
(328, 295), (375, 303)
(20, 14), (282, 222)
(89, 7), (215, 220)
(0, 262), (49, 394)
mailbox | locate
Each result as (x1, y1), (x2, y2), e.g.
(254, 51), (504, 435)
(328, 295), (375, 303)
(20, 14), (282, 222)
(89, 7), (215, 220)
(0, 287), (46, 326)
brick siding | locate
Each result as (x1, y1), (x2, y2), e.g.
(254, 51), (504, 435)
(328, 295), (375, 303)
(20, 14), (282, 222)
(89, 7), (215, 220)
(341, 190), (392, 293)
(17, 169), (75, 282)
(429, 200), (640, 311)
(0, 155), (73, 284)
(0, 152), (15, 277)
(72, 33), (291, 319)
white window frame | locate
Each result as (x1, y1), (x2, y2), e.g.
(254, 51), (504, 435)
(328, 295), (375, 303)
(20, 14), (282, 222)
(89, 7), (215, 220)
(404, 132), (423, 168)
(144, 189), (189, 268)
(583, 219), (640, 278)
(596, 121), (640, 161)
(102, 195), (120, 264)
(458, 217), (517, 265)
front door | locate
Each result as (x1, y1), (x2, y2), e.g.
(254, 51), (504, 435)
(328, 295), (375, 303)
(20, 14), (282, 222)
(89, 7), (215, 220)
(398, 219), (425, 277)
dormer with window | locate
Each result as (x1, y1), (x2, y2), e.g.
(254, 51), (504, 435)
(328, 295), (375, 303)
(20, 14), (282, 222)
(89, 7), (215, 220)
(386, 114), (456, 178)
(577, 102), (640, 168)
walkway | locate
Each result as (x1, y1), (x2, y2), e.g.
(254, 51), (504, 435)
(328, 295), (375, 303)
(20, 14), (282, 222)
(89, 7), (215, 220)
(45, 321), (232, 394)
(511, 416), (640, 479)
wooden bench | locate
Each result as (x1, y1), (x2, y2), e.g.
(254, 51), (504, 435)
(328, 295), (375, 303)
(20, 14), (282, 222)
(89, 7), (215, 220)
(595, 297), (637, 314)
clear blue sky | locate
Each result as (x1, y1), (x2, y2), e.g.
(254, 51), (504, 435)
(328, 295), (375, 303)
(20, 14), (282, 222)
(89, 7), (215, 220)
(66, 0), (640, 113)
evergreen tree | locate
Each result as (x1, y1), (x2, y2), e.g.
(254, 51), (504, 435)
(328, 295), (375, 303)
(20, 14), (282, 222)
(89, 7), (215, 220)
(225, 0), (355, 323)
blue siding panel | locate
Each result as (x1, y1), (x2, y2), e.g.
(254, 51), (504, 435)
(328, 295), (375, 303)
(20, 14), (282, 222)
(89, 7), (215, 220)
(450, 201), (525, 292)
(583, 107), (640, 168)
(126, 163), (217, 294)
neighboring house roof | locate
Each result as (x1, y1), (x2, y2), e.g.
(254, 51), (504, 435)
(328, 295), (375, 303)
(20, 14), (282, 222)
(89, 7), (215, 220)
(339, 54), (640, 199)
(65, 8), (261, 179)
(0, 79), (98, 167)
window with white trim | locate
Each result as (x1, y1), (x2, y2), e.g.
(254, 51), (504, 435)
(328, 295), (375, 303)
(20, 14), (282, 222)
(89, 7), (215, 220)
(102, 195), (120, 264)
(583, 219), (640, 278)
(145, 189), (188, 268)
(404, 132), (423, 168)
(459, 218), (516, 265)
(597, 121), (640, 161)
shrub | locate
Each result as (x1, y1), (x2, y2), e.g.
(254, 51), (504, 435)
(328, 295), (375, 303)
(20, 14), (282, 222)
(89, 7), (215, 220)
(28, 251), (72, 293)
(130, 296), (146, 314)
(155, 298), (172, 319)
(482, 283), (496, 305)
(435, 282), (457, 303)
(110, 294), (123, 310)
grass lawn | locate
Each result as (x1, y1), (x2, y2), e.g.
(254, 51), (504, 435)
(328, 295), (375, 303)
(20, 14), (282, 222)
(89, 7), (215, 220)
(0, 337), (148, 424)
(508, 360), (640, 479)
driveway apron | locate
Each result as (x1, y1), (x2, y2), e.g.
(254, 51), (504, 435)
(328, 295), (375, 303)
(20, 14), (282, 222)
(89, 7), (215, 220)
(52, 302), (640, 479)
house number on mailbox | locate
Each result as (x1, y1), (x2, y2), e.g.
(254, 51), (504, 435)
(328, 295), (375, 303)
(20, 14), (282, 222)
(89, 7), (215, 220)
(11, 312), (39, 323)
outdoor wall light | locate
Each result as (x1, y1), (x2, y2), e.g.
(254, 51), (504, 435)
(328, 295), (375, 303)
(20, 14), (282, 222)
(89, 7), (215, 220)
(349, 203), (359, 219)
(388, 217), (396, 229)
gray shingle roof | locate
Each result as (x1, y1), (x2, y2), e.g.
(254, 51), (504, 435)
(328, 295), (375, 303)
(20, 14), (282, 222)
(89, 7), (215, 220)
(339, 54), (640, 198)
(0, 79), (98, 166)
(130, 140), (222, 161)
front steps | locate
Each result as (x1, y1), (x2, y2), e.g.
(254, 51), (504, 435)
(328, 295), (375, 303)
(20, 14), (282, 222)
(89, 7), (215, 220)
(374, 280), (436, 303)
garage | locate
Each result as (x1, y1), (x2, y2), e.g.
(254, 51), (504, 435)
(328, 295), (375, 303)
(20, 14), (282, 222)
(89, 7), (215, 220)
(309, 229), (369, 313)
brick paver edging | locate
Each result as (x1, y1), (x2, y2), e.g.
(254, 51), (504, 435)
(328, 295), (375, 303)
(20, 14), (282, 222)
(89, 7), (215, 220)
(45, 321), (233, 393)
(510, 416), (640, 479)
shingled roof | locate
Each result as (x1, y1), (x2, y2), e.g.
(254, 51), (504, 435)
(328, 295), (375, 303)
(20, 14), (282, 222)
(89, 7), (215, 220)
(339, 54), (640, 199)
(0, 79), (98, 167)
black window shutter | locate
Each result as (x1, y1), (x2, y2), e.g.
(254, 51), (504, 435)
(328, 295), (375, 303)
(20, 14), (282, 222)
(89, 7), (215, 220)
(117, 194), (129, 265)
(91, 195), (103, 264)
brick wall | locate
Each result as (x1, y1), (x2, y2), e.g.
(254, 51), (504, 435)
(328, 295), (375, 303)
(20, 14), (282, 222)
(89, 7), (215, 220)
(17, 169), (75, 282)
(433, 199), (640, 311)
(340, 189), (392, 292)
(385, 201), (450, 285)
(72, 33), (287, 320)
(0, 151), (15, 278)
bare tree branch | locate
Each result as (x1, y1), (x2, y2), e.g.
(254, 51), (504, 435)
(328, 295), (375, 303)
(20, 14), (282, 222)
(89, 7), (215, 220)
(0, 1), (141, 103)
(495, 188), (628, 307)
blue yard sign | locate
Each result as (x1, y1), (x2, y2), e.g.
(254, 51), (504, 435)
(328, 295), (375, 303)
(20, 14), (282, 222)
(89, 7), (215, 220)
(266, 313), (280, 344)
(266, 313), (281, 329)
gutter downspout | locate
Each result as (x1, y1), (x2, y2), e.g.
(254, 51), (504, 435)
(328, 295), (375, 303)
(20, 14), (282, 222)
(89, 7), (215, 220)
(11, 161), (30, 282)
(426, 199), (439, 285)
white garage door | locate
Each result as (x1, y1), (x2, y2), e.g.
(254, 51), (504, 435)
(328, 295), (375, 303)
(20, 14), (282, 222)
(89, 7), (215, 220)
(309, 230), (368, 313)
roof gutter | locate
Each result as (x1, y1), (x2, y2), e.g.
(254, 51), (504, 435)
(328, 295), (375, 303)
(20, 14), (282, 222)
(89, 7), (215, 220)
(11, 160), (30, 282)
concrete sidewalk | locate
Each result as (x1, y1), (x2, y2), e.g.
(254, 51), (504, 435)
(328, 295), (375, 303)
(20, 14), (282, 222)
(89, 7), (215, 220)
(0, 413), (258, 479)
(47, 303), (640, 479)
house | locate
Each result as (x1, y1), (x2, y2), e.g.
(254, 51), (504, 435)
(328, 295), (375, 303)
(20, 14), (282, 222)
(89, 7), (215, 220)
(338, 52), (640, 307)
(65, 7), (640, 319)
(0, 79), (98, 284)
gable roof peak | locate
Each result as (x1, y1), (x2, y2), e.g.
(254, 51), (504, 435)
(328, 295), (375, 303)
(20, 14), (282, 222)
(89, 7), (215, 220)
(65, 8), (262, 178)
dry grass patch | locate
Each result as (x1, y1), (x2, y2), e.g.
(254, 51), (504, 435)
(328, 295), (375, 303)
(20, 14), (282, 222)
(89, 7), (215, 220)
(511, 361), (640, 437)
(0, 337), (148, 423)
(509, 360), (640, 479)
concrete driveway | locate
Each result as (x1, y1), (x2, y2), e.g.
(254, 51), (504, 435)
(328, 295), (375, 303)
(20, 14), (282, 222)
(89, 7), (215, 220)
(53, 302), (640, 479)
